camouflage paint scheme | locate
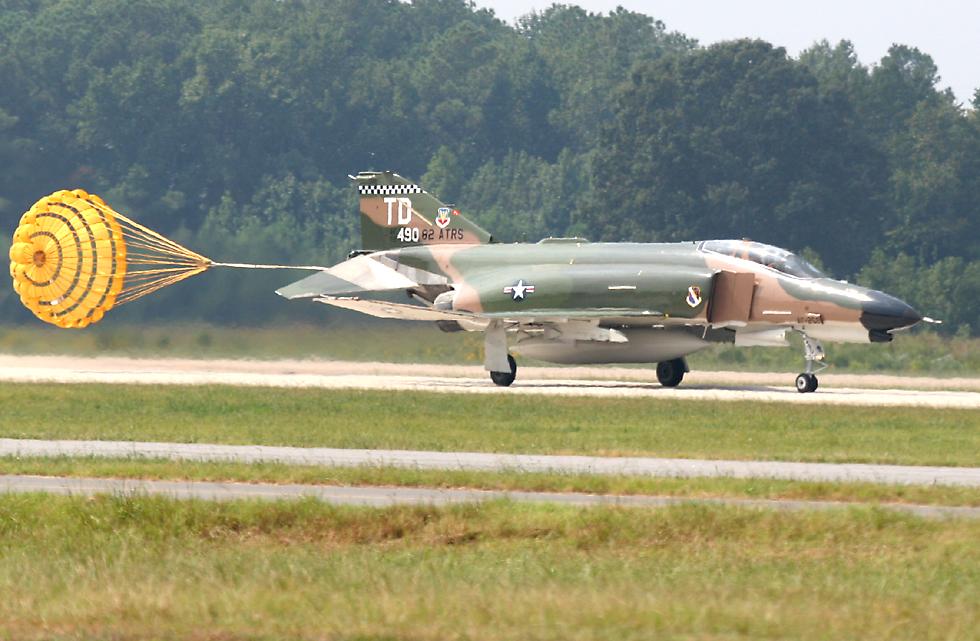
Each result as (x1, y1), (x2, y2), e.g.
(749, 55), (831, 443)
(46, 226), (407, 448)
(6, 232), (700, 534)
(278, 171), (923, 386)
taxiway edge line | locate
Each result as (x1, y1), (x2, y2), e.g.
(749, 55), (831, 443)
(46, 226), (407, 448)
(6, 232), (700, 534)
(2, 438), (979, 487)
(1, 474), (976, 520)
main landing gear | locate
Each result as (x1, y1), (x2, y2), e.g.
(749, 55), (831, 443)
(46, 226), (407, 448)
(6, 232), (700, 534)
(656, 358), (687, 388)
(485, 321), (517, 387)
(490, 354), (517, 387)
(795, 333), (826, 393)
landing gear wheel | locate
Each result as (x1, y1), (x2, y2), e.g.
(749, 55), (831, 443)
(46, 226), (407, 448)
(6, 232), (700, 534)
(656, 358), (686, 388)
(795, 373), (818, 393)
(490, 354), (517, 387)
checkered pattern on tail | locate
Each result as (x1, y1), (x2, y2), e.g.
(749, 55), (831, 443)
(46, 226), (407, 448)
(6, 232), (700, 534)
(357, 184), (423, 196)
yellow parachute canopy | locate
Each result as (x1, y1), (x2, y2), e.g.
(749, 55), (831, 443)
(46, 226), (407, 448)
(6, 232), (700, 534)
(9, 189), (210, 328)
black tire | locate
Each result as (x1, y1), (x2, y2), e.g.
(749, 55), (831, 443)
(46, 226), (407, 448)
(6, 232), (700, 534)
(795, 373), (817, 393)
(796, 374), (808, 392)
(490, 354), (517, 387)
(656, 358), (685, 387)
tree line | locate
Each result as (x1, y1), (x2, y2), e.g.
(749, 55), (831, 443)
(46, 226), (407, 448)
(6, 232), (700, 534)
(1, 0), (977, 332)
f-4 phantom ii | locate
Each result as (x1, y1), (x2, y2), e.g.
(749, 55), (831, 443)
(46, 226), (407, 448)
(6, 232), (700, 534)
(277, 171), (931, 393)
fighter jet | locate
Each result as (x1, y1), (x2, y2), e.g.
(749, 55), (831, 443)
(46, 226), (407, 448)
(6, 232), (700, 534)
(277, 171), (930, 392)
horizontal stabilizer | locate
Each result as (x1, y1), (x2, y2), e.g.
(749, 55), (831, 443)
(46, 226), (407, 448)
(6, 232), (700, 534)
(276, 255), (418, 300)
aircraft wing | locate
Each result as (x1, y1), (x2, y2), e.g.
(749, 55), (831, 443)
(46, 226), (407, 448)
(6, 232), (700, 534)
(315, 296), (473, 321)
(480, 309), (665, 321)
(313, 297), (668, 326)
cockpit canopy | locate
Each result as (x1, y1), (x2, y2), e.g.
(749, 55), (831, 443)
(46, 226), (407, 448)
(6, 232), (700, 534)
(700, 240), (826, 279)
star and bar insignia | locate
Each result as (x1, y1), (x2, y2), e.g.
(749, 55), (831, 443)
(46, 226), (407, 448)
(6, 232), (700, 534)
(504, 279), (535, 301)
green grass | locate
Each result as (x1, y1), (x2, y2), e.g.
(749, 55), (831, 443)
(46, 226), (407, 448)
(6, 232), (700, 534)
(1, 495), (977, 640)
(1, 384), (977, 466)
(2, 457), (978, 507)
(1, 321), (978, 374)
(0, 321), (487, 364)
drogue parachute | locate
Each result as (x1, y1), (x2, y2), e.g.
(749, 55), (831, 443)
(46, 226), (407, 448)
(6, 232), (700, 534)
(10, 190), (329, 329)
(8, 189), (213, 328)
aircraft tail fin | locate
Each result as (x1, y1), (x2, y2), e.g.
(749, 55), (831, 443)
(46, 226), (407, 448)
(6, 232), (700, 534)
(352, 171), (492, 251)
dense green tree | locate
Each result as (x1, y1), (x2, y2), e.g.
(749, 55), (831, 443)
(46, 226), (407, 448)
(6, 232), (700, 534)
(420, 146), (468, 206)
(0, 108), (27, 219)
(799, 40), (979, 264)
(0, 1), (976, 332)
(798, 40), (868, 97)
(590, 40), (885, 273)
(885, 100), (980, 261)
(519, 5), (694, 150)
(863, 45), (952, 140)
(458, 149), (590, 242)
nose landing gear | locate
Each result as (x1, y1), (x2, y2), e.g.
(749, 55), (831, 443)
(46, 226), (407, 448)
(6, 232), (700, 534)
(795, 372), (818, 393)
(796, 333), (826, 393)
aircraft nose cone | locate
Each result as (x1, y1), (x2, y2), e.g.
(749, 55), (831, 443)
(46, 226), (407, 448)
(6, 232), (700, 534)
(861, 291), (922, 332)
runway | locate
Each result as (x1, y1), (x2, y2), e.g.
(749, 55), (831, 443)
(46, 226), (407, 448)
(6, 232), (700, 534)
(1, 355), (978, 408)
(1, 474), (976, 519)
(4, 438), (979, 487)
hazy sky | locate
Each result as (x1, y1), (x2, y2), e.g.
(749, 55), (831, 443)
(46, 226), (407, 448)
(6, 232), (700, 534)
(475, 0), (979, 106)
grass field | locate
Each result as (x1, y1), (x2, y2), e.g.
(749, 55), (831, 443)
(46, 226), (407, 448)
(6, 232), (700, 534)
(1, 384), (977, 466)
(1, 380), (976, 638)
(1, 321), (978, 374)
(1, 495), (977, 640)
(3, 457), (978, 507)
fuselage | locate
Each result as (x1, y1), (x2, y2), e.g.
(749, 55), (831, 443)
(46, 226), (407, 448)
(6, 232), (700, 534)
(385, 239), (921, 349)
